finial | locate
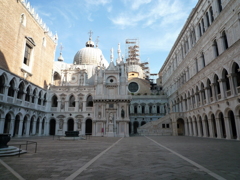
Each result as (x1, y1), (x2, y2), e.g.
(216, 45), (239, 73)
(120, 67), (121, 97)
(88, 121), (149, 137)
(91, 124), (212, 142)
(88, 30), (93, 40)
(110, 48), (114, 62)
(96, 36), (99, 47)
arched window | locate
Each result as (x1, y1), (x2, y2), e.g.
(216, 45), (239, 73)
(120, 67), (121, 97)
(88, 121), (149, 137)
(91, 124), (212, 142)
(157, 106), (160, 114)
(53, 72), (61, 86)
(223, 69), (230, 91)
(201, 18), (205, 33)
(69, 95), (75, 107)
(214, 75), (221, 97)
(207, 79), (212, 98)
(134, 105), (137, 113)
(201, 83), (206, 102)
(213, 39), (219, 57)
(142, 105), (145, 113)
(38, 91), (42, 105)
(206, 12), (210, 27)
(0, 74), (5, 94)
(232, 63), (240, 88)
(43, 93), (47, 106)
(32, 88), (37, 103)
(217, 0), (222, 13)
(25, 86), (31, 102)
(8, 79), (15, 97)
(86, 95), (93, 107)
(198, 23), (202, 37)
(222, 31), (228, 50)
(201, 52), (205, 68)
(17, 82), (25, 99)
(51, 95), (58, 107)
(210, 6), (214, 23)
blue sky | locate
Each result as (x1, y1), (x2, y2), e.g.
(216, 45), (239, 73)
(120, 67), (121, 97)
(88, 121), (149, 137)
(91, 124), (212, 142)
(28, 0), (198, 75)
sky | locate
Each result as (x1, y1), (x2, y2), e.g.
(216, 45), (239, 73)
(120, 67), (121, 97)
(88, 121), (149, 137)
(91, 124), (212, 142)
(28, 0), (198, 76)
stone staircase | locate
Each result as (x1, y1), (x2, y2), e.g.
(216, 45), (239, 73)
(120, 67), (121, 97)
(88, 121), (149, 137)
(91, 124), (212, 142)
(0, 146), (27, 157)
(137, 114), (173, 135)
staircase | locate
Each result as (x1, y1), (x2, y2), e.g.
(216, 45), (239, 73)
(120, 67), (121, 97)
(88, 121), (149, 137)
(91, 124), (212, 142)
(0, 146), (27, 157)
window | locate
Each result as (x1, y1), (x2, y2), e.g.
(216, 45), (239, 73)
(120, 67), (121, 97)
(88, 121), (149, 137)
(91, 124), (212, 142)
(222, 31), (228, 50)
(202, 52), (205, 68)
(213, 39), (219, 57)
(210, 6), (214, 23)
(109, 103), (114, 108)
(201, 18), (205, 33)
(69, 95), (75, 107)
(217, 0), (222, 13)
(51, 95), (58, 107)
(17, 82), (25, 99)
(166, 124), (170, 128)
(86, 95), (93, 107)
(128, 82), (139, 93)
(195, 58), (198, 73)
(206, 12), (210, 28)
(198, 23), (202, 37)
(23, 44), (32, 65)
(8, 79), (15, 97)
(162, 124), (165, 128)
(0, 75), (5, 94)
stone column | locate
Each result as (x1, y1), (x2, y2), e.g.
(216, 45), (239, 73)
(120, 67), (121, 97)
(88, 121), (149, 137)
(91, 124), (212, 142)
(199, 90), (203, 106)
(218, 79), (226, 99)
(74, 120), (78, 131)
(202, 120), (207, 137)
(38, 119), (42, 136)
(184, 120), (188, 136)
(0, 118), (5, 133)
(192, 121), (197, 136)
(215, 118), (222, 139)
(172, 121), (178, 136)
(208, 119), (214, 138)
(9, 119), (15, 136)
(224, 117), (231, 140)
(18, 120), (23, 137)
(204, 87), (210, 104)
(235, 114), (240, 140)
(63, 120), (67, 133)
(227, 74), (237, 96)
(92, 122), (96, 136)
(197, 121), (202, 137)
(82, 121), (85, 135)
(194, 93), (199, 108)
(32, 120), (37, 135)
(210, 83), (217, 102)
(25, 120), (31, 137)
(188, 122), (192, 136)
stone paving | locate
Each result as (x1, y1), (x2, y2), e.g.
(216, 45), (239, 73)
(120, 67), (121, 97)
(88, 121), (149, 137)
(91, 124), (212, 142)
(0, 135), (239, 180)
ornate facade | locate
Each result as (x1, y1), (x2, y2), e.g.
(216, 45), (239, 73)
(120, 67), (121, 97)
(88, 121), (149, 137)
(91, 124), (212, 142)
(139, 0), (240, 140)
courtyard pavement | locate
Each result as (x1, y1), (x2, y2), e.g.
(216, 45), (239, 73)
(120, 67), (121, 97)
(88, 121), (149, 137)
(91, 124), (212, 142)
(0, 135), (239, 180)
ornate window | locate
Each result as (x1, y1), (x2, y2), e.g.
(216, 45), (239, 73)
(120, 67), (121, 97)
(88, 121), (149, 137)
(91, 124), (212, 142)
(86, 95), (93, 107)
(128, 82), (139, 93)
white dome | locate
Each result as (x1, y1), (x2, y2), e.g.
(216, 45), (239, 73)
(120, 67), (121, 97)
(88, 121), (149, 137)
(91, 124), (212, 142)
(73, 47), (102, 65)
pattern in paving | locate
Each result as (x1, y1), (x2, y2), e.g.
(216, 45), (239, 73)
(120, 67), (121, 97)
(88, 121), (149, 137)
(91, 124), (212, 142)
(0, 136), (239, 180)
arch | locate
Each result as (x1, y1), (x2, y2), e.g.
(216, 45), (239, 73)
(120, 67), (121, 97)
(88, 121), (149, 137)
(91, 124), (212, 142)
(36, 118), (40, 134)
(32, 88), (37, 103)
(177, 118), (184, 135)
(68, 119), (74, 131)
(0, 74), (6, 94)
(29, 116), (34, 135)
(51, 95), (58, 107)
(204, 115), (210, 137)
(222, 69), (230, 91)
(13, 115), (20, 137)
(4, 113), (12, 134)
(85, 119), (92, 135)
(17, 81), (25, 99)
(42, 118), (46, 134)
(232, 62), (240, 91)
(53, 71), (61, 86)
(22, 115), (28, 136)
(38, 90), (42, 105)
(210, 113), (217, 138)
(86, 95), (93, 107)
(133, 121), (139, 134)
(213, 74), (221, 99)
(49, 119), (56, 135)
(69, 95), (75, 107)
(25, 85), (31, 102)
(43, 93), (47, 106)
(198, 116), (203, 137)
(227, 110), (237, 139)
(218, 112), (226, 138)
(8, 78), (16, 97)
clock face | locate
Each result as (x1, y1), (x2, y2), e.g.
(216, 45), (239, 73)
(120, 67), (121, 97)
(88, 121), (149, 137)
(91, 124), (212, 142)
(70, 74), (78, 84)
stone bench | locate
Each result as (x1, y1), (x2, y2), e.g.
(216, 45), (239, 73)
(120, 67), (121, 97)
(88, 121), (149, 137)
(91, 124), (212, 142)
(65, 131), (79, 137)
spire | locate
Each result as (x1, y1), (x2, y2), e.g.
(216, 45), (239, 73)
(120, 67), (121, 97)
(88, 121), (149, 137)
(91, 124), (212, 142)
(116, 43), (123, 64)
(57, 43), (64, 61)
(88, 30), (93, 40)
(95, 36), (99, 48)
(86, 30), (94, 47)
(110, 48), (113, 62)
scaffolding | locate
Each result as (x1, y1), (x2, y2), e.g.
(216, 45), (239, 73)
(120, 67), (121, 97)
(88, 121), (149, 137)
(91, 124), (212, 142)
(125, 39), (140, 65)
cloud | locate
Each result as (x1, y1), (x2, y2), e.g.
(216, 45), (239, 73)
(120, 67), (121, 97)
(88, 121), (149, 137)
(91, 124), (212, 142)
(87, 13), (94, 22)
(131, 0), (151, 10)
(84, 0), (111, 6)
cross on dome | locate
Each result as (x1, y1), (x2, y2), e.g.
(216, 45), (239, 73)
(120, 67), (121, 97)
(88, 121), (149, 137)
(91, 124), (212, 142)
(88, 30), (93, 40)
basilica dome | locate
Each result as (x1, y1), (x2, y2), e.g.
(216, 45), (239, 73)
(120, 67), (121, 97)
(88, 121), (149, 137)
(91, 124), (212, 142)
(73, 38), (108, 66)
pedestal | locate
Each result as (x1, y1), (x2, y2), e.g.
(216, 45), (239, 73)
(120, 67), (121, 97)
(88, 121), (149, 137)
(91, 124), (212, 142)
(0, 134), (11, 148)
(107, 123), (114, 137)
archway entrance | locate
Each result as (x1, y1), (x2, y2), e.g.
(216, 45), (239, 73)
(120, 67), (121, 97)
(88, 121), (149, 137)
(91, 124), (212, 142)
(219, 112), (226, 138)
(133, 121), (139, 134)
(68, 119), (74, 131)
(228, 111), (237, 139)
(85, 119), (92, 135)
(22, 116), (28, 136)
(49, 119), (56, 135)
(177, 118), (184, 135)
(4, 113), (11, 134)
(129, 122), (131, 134)
(13, 115), (20, 136)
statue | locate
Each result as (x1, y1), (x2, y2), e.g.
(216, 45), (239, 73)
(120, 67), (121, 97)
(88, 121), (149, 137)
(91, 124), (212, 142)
(109, 112), (113, 123)
(78, 119), (81, 130)
(59, 120), (63, 129)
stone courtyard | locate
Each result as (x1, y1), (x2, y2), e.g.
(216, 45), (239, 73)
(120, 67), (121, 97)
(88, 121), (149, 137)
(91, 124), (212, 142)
(0, 136), (240, 180)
